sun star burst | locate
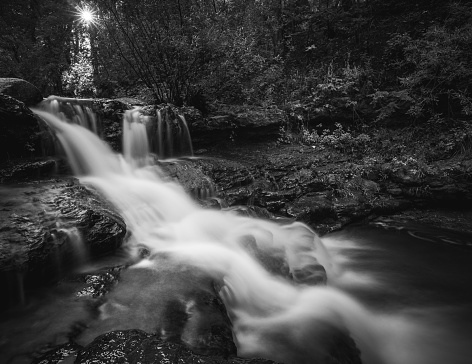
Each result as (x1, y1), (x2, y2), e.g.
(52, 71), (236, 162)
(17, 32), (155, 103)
(75, 4), (98, 27)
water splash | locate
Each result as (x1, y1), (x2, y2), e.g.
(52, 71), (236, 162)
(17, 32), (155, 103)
(31, 106), (471, 364)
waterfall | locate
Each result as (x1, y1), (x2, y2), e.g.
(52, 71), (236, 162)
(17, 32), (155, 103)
(60, 226), (88, 266)
(154, 108), (194, 159)
(42, 96), (98, 134)
(122, 108), (151, 166)
(177, 114), (194, 156)
(31, 105), (470, 364)
(41, 97), (194, 161)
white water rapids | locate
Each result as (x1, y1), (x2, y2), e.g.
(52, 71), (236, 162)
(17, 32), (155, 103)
(32, 107), (471, 364)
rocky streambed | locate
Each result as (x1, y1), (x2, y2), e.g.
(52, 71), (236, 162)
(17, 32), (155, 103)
(164, 140), (472, 235)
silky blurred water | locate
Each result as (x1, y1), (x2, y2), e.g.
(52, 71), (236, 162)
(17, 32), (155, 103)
(1, 105), (468, 364)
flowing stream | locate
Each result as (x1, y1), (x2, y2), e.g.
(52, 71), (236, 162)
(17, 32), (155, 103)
(1, 104), (471, 364)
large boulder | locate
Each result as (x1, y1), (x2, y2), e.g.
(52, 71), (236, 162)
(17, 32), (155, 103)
(0, 93), (52, 161)
(0, 178), (127, 310)
(75, 258), (237, 354)
(0, 78), (43, 106)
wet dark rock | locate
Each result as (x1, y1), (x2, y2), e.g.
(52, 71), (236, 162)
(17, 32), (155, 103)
(334, 199), (371, 220)
(92, 98), (132, 151)
(368, 160), (472, 207)
(427, 183), (472, 202)
(256, 190), (298, 212)
(370, 197), (412, 215)
(223, 187), (254, 206)
(224, 205), (276, 220)
(373, 208), (472, 239)
(197, 158), (255, 191)
(0, 94), (53, 160)
(198, 139), (472, 233)
(191, 104), (285, 148)
(55, 182), (127, 256)
(76, 329), (278, 364)
(0, 179), (126, 309)
(0, 158), (59, 183)
(323, 325), (363, 364)
(76, 326), (362, 364)
(286, 194), (337, 224)
(159, 160), (216, 199)
(77, 269), (122, 299)
(291, 260), (327, 285)
(162, 157), (257, 206)
(239, 234), (290, 278)
(0, 78), (43, 106)
(32, 342), (80, 364)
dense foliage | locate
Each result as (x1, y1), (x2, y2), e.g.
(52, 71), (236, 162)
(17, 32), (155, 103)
(1, 0), (472, 145)
(0, 0), (73, 95)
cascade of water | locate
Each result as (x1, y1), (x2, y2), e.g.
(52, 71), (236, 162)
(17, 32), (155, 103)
(60, 226), (88, 265)
(41, 96), (99, 135)
(165, 113), (174, 158)
(122, 108), (151, 166)
(157, 109), (165, 158)
(154, 108), (194, 159)
(41, 98), (194, 161)
(72, 104), (98, 133)
(177, 114), (194, 156)
(34, 109), (122, 176)
(30, 106), (470, 364)
(193, 181), (215, 200)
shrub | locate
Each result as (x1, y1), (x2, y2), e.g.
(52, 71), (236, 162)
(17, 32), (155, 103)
(400, 23), (472, 120)
(368, 89), (413, 123)
(301, 122), (371, 155)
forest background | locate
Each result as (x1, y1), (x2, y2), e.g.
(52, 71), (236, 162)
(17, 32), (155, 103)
(1, 0), (472, 162)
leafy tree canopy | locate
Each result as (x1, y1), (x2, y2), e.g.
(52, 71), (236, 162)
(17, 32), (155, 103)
(1, 0), (472, 124)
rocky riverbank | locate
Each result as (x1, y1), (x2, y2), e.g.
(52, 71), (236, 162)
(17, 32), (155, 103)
(161, 140), (472, 235)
